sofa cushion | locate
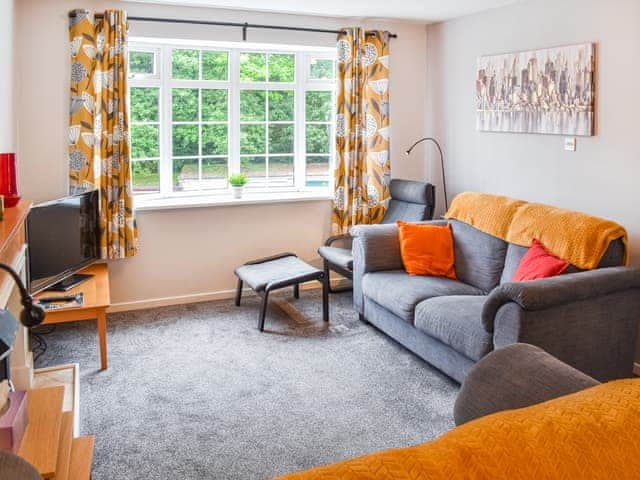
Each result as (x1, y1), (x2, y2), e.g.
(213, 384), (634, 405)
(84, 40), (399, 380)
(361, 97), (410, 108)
(414, 296), (492, 361)
(450, 220), (508, 293)
(318, 246), (353, 270)
(500, 243), (529, 283)
(362, 270), (483, 323)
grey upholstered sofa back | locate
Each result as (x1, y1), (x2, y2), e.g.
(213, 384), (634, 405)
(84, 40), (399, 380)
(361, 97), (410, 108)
(449, 220), (627, 290)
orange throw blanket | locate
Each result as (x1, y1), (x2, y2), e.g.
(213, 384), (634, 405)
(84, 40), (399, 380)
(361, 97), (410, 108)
(444, 192), (628, 269)
(277, 379), (640, 480)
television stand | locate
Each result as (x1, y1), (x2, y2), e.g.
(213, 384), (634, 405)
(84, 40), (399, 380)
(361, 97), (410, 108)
(46, 273), (94, 292)
(35, 264), (111, 370)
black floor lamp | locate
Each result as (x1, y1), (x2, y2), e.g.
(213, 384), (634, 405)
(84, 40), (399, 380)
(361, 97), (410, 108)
(405, 137), (448, 210)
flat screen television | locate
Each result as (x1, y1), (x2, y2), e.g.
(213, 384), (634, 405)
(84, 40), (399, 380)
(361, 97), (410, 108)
(26, 190), (100, 293)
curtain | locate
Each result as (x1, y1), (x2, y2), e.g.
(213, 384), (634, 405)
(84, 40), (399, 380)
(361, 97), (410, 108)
(68, 10), (137, 259)
(68, 9), (96, 194)
(332, 28), (391, 234)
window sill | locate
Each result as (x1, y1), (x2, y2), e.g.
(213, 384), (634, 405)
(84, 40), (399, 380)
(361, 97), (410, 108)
(134, 190), (333, 212)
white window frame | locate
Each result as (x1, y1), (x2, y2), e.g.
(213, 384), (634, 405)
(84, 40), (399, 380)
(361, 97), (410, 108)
(128, 38), (336, 202)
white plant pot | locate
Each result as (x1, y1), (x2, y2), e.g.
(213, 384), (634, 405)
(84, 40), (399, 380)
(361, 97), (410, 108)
(231, 185), (244, 199)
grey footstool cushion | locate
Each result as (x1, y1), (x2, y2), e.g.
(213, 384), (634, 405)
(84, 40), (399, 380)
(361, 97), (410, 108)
(454, 343), (600, 426)
(234, 253), (328, 331)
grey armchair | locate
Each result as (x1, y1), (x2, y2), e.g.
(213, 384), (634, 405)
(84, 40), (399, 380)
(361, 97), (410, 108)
(318, 179), (435, 293)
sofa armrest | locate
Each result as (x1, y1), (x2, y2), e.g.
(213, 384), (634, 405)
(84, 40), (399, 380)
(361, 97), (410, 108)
(482, 267), (640, 332)
(454, 343), (599, 426)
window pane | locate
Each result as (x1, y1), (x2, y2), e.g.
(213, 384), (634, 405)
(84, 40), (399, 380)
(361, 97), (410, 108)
(172, 124), (199, 156)
(202, 124), (228, 156)
(240, 156), (266, 181)
(240, 90), (266, 121)
(306, 155), (330, 187)
(305, 91), (332, 122)
(130, 87), (159, 122)
(240, 124), (265, 154)
(130, 124), (159, 158)
(269, 155), (294, 186)
(240, 53), (266, 82)
(202, 89), (228, 122)
(268, 124), (294, 154)
(202, 51), (228, 80)
(173, 157), (199, 191)
(132, 160), (160, 193)
(309, 58), (334, 80)
(268, 54), (294, 82)
(129, 51), (154, 75)
(172, 88), (199, 122)
(306, 124), (331, 154)
(172, 49), (199, 80)
(202, 157), (228, 189)
(268, 90), (294, 121)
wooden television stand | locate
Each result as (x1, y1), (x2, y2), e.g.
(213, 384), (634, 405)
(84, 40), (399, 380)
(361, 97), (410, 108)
(36, 263), (111, 370)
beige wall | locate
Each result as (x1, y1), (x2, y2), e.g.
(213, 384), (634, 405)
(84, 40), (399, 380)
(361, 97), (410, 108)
(0, 0), (16, 152)
(425, 0), (640, 363)
(15, 0), (428, 306)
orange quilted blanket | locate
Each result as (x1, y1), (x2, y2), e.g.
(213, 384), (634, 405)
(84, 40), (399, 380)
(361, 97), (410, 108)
(277, 379), (640, 480)
(444, 192), (628, 269)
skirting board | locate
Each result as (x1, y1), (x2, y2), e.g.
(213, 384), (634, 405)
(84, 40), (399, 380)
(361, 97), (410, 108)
(635, 362), (640, 376)
(108, 278), (351, 313)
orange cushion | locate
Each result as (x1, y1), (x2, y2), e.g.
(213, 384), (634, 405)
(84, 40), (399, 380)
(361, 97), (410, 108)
(397, 221), (456, 279)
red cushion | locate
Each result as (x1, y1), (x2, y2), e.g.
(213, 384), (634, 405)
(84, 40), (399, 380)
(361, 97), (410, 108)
(512, 239), (570, 282)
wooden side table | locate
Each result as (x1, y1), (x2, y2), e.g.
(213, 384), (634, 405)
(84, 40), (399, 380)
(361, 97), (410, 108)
(36, 263), (111, 370)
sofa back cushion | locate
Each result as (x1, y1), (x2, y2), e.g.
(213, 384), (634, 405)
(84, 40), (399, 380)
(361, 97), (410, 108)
(450, 220), (508, 293)
(499, 237), (627, 284)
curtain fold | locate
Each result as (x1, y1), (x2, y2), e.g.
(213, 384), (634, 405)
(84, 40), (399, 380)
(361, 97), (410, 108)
(332, 28), (391, 234)
(68, 10), (137, 259)
(68, 9), (97, 194)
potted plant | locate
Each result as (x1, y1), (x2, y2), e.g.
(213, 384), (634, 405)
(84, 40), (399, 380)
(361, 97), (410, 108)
(229, 173), (248, 199)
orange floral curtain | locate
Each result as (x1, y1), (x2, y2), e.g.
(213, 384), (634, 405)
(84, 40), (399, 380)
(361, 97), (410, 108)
(68, 10), (137, 259)
(68, 9), (96, 194)
(332, 28), (391, 234)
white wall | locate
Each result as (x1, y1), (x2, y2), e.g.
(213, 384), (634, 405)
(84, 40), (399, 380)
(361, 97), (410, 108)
(0, 0), (16, 152)
(426, 0), (640, 259)
(425, 0), (640, 362)
(15, 0), (428, 306)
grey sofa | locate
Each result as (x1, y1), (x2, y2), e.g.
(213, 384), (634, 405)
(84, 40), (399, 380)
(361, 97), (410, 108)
(454, 343), (601, 425)
(352, 218), (640, 383)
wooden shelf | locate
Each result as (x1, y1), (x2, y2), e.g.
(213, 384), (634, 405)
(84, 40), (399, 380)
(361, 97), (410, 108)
(17, 387), (64, 478)
(15, 382), (94, 479)
(69, 436), (95, 480)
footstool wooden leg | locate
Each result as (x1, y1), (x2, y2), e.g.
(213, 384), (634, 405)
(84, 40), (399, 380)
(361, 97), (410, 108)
(293, 283), (300, 299)
(258, 290), (270, 332)
(235, 278), (243, 306)
(322, 274), (329, 323)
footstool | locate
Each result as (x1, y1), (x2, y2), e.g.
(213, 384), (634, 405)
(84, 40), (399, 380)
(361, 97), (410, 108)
(234, 252), (329, 331)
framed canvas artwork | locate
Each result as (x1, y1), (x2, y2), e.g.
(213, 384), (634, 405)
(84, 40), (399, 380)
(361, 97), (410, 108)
(476, 43), (595, 135)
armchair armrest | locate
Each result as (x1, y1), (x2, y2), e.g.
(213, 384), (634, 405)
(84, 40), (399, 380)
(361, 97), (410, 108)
(324, 233), (352, 248)
(454, 343), (599, 426)
(482, 267), (640, 333)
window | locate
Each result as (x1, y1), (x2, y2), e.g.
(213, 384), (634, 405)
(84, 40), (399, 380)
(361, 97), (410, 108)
(128, 40), (336, 198)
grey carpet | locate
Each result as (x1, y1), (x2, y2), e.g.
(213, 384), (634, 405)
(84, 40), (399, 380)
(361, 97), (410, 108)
(34, 290), (458, 480)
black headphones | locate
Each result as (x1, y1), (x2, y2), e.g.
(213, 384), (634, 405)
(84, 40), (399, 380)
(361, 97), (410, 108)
(0, 263), (46, 328)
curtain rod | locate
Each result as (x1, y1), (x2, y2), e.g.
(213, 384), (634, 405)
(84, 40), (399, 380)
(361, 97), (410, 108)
(84, 14), (398, 40)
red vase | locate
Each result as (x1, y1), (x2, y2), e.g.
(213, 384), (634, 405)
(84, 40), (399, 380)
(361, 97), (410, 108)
(0, 153), (20, 207)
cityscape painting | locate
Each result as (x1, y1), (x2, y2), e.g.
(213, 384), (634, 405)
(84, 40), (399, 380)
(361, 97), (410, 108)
(476, 43), (595, 136)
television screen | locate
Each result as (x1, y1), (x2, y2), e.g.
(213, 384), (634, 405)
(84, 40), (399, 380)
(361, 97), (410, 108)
(27, 190), (100, 293)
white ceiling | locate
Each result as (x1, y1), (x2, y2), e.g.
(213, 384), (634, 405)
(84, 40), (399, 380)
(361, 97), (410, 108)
(127, 0), (525, 22)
